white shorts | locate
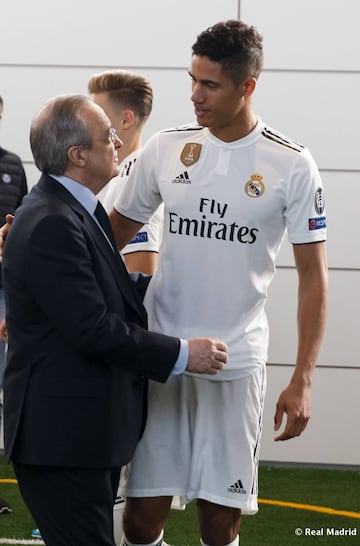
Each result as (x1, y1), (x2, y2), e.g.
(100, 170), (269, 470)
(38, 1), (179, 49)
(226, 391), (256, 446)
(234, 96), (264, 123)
(124, 367), (266, 514)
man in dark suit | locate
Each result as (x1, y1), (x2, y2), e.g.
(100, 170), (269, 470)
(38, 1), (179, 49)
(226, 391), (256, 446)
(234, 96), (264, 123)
(2, 94), (228, 546)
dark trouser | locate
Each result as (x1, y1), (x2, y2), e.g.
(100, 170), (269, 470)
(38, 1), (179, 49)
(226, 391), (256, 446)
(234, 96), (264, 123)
(14, 462), (120, 546)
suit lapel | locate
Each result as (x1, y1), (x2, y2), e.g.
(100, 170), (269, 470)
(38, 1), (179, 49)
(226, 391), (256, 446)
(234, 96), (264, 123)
(37, 175), (147, 325)
(83, 210), (148, 325)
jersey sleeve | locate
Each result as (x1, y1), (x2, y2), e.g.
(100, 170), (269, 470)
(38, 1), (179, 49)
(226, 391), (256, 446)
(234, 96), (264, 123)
(285, 148), (326, 244)
(122, 204), (164, 255)
(113, 134), (162, 224)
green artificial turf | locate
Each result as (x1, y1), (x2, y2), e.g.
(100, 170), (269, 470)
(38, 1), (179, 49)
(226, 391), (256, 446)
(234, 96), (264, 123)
(1, 455), (359, 546)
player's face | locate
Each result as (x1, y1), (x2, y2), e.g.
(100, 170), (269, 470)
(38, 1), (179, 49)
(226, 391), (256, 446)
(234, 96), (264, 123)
(189, 55), (251, 140)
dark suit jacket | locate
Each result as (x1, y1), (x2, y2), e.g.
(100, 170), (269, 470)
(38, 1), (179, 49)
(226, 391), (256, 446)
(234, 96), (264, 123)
(2, 174), (180, 468)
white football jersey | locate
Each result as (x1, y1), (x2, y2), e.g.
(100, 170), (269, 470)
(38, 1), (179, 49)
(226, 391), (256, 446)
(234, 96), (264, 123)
(114, 119), (326, 379)
(99, 150), (163, 256)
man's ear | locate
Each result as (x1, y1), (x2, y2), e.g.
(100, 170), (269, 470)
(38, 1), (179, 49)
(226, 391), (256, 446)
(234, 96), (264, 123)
(67, 145), (86, 167)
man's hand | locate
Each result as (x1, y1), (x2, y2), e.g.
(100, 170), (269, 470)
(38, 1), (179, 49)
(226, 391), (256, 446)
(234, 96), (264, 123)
(0, 319), (8, 342)
(186, 337), (228, 375)
(273, 382), (311, 441)
(0, 214), (14, 259)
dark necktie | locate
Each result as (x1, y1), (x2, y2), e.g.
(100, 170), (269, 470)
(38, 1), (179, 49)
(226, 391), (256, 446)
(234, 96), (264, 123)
(94, 201), (117, 251)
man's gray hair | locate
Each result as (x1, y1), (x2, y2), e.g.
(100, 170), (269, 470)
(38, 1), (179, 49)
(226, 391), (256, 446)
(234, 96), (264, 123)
(30, 94), (93, 175)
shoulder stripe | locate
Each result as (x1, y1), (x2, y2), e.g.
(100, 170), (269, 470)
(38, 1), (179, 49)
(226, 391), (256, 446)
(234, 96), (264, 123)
(162, 122), (203, 134)
(262, 127), (304, 153)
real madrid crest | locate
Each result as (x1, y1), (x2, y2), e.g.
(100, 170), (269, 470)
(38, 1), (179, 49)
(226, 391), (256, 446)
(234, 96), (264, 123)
(244, 173), (265, 198)
(180, 143), (202, 166)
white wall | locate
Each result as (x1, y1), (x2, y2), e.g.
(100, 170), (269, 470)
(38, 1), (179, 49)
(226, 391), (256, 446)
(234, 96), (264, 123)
(1, 0), (359, 466)
(243, 0), (360, 467)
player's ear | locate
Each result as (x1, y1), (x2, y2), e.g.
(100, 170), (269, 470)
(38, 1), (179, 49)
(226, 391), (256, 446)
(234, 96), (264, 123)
(243, 77), (257, 97)
(122, 109), (135, 129)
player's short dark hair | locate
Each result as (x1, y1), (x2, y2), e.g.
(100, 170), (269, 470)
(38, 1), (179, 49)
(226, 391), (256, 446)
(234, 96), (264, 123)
(192, 20), (263, 85)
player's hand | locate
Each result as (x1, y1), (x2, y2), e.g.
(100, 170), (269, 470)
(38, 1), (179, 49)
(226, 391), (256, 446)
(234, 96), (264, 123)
(274, 382), (311, 441)
(186, 337), (228, 375)
(0, 214), (14, 260)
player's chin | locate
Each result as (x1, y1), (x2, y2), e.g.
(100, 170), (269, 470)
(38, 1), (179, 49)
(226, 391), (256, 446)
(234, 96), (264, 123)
(112, 164), (120, 177)
(196, 115), (210, 127)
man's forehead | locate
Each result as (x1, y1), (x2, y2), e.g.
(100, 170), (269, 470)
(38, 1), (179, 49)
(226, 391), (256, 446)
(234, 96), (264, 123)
(80, 101), (110, 127)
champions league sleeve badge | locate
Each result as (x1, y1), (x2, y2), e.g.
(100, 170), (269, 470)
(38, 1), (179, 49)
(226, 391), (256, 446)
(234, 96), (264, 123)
(244, 174), (265, 198)
(180, 143), (202, 166)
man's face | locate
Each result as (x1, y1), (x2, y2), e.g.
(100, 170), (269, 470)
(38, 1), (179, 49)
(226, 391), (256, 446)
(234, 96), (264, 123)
(91, 92), (126, 159)
(79, 102), (121, 192)
(91, 92), (114, 126)
(189, 55), (249, 138)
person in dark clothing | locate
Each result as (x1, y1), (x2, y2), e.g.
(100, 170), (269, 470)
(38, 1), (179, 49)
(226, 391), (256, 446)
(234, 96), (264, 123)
(2, 94), (228, 545)
(0, 95), (28, 375)
(0, 94), (28, 516)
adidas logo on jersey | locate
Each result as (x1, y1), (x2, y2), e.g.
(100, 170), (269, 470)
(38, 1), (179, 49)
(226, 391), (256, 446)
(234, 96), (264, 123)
(228, 479), (246, 494)
(171, 171), (191, 184)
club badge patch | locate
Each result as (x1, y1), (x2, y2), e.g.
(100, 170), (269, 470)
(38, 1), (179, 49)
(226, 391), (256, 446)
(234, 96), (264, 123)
(244, 174), (265, 198)
(180, 143), (202, 166)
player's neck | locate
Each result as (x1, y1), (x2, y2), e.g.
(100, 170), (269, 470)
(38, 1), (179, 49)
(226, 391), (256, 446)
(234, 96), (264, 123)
(210, 113), (258, 143)
(117, 134), (141, 164)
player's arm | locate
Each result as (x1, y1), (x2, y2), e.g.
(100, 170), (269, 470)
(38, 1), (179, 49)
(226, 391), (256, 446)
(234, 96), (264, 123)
(109, 209), (144, 251)
(274, 240), (328, 441)
(124, 251), (159, 275)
